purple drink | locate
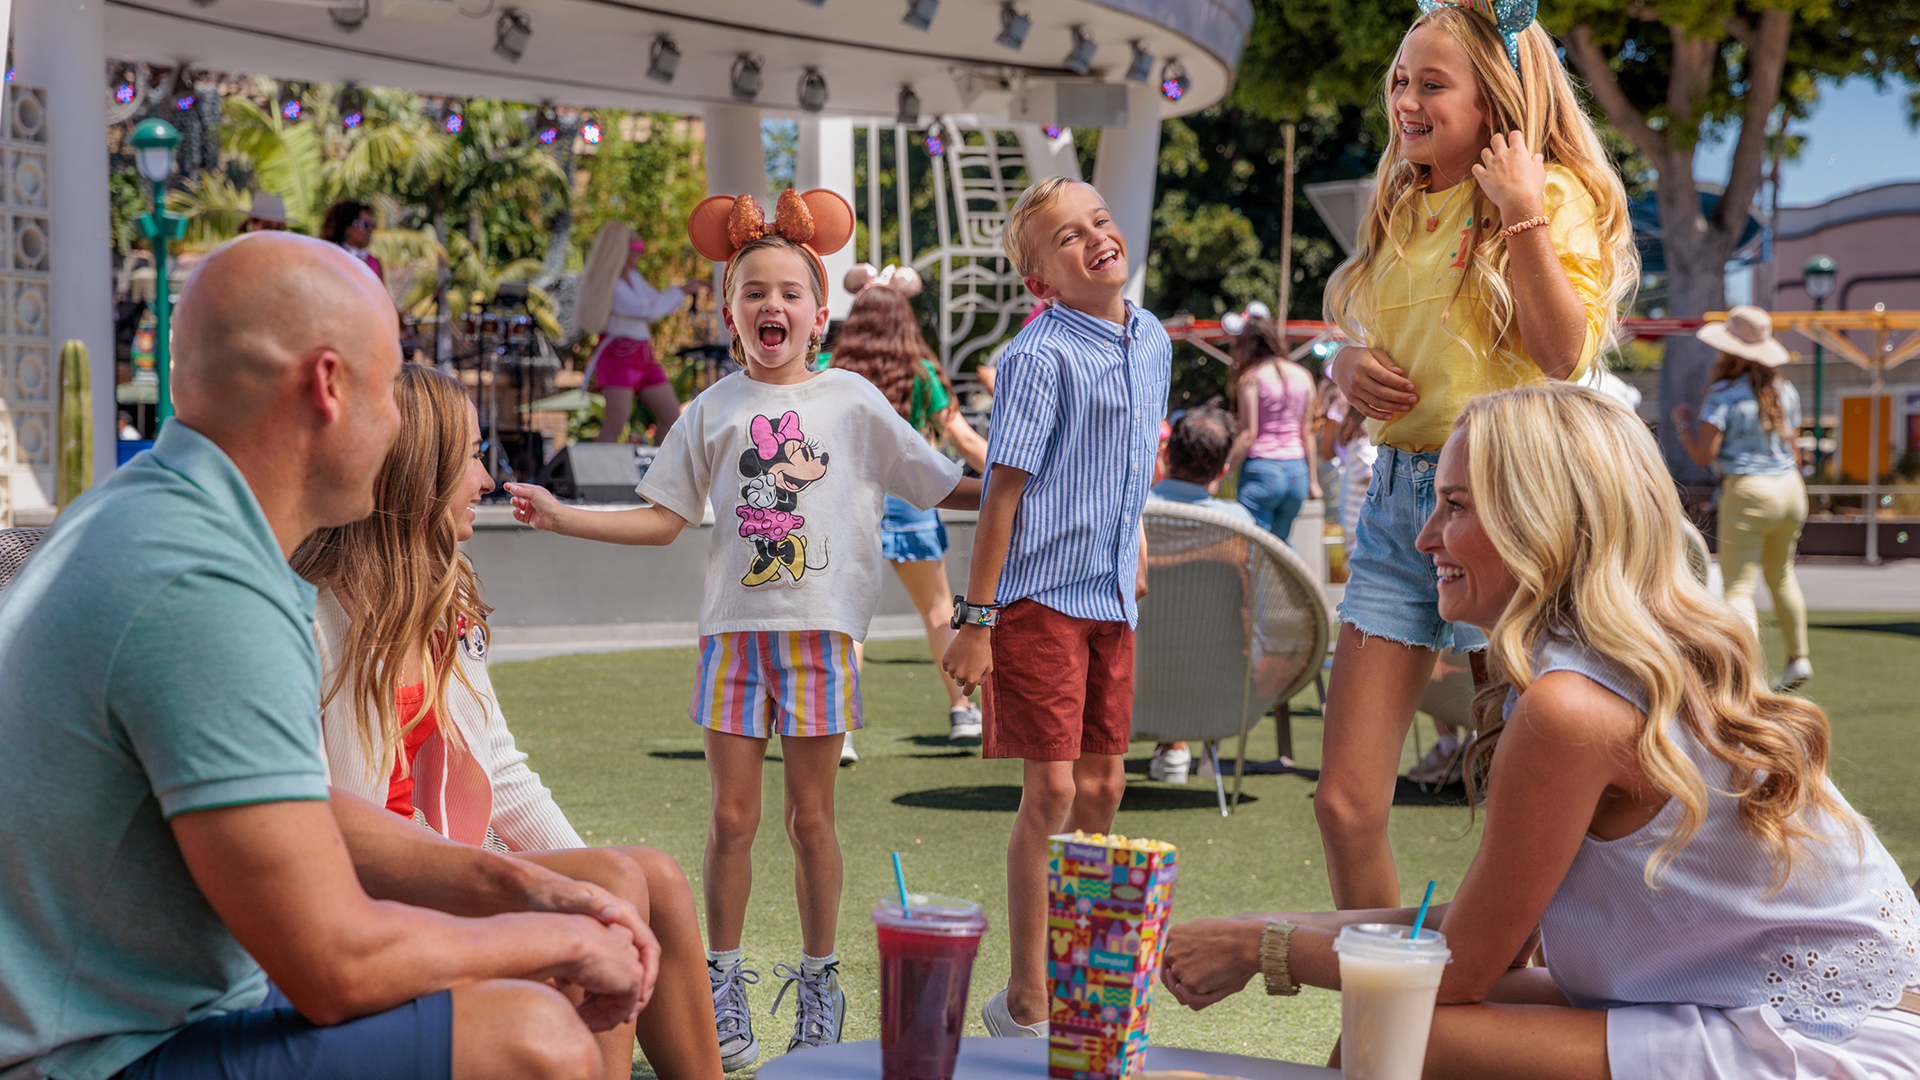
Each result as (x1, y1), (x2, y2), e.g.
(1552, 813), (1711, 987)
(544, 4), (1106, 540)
(873, 896), (988, 1080)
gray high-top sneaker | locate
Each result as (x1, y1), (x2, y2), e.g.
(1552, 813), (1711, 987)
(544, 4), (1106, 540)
(709, 959), (761, 1071)
(770, 961), (847, 1052)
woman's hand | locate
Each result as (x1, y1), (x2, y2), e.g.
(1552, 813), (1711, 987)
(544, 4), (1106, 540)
(1472, 131), (1547, 226)
(1669, 404), (1695, 429)
(1330, 346), (1418, 422)
(1309, 478), (1324, 501)
(1160, 917), (1263, 1010)
(504, 482), (566, 533)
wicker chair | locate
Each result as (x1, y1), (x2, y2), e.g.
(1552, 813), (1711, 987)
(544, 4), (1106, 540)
(1133, 502), (1331, 815)
(0, 528), (46, 593)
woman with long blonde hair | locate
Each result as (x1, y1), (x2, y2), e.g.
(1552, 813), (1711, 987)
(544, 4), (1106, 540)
(1313, 0), (1640, 910)
(292, 364), (723, 1080)
(1161, 383), (1920, 1079)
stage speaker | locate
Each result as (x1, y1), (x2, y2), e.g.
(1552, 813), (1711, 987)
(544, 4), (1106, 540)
(535, 443), (650, 503)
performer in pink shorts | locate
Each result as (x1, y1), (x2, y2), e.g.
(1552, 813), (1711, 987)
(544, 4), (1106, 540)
(577, 221), (709, 444)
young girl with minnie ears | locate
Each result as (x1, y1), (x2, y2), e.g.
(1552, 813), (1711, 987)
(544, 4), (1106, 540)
(1314, 0), (1637, 910)
(506, 189), (981, 1069)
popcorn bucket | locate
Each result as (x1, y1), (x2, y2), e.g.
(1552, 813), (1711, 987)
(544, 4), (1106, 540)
(1046, 832), (1180, 1080)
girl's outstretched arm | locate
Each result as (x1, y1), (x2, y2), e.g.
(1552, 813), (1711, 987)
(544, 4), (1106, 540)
(937, 475), (984, 511)
(502, 482), (687, 546)
(1474, 132), (1589, 381)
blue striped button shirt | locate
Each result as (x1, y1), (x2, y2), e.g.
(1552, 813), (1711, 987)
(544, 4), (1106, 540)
(984, 300), (1172, 627)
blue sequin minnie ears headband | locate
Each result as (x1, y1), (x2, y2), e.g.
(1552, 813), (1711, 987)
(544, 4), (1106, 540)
(1415, 0), (1537, 70)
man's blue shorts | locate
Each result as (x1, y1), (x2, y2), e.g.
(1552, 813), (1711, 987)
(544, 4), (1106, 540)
(119, 984), (452, 1080)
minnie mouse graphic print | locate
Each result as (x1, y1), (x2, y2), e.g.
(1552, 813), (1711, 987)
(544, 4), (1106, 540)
(736, 410), (830, 587)
(636, 367), (963, 642)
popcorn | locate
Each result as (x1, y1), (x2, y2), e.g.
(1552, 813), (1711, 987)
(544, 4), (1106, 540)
(1047, 833), (1179, 1080)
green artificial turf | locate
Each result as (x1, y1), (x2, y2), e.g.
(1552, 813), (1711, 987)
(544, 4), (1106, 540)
(490, 613), (1918, 1077)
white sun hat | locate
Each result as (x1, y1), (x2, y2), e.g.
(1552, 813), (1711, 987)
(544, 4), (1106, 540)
(1695, 304), (1790, 367)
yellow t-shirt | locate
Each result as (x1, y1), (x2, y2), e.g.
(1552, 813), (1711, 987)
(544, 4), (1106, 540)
(1364, 165), (1609, 450)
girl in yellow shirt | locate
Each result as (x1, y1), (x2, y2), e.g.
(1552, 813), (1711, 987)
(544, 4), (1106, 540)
(1315, 0), (1638, 910)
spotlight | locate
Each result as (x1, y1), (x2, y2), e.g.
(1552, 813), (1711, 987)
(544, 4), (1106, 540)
(729, 54), (763, 103)
(1160, 58), (1189, 101)
(1064, 26), (1097, 76)
(442, 99), (464, 134)
(797, 68), (829, 113)
(896, 84), (920, 127)
(902, 0), (938, 31)
(646, 34), (681, 84)
(494, 8), (531, 62)
(581, 118), (602, 144)
(338, 85), (365, 130)
(1043, 124), (1061, 140)
(1126, 40), (1154, 82)
(923, 122), (944, 157)
(995, 3), (1030, 50)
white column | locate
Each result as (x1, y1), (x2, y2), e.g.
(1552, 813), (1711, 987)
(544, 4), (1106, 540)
(1091, 84), (1163, 306)
(795, 117), (857, 318)
(1017, 124), (1081, 183)
(14, 0), (114, 483)
(704, 104), (767, 207)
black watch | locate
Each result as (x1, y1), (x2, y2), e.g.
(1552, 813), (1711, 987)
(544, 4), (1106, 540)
(951, 596), (1001, 630)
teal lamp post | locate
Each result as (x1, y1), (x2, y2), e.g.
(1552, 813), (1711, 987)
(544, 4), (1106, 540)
(130, 119), (187, 429)
(1803, 255), (1837, 477)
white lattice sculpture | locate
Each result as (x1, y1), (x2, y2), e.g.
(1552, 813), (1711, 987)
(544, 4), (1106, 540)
(0, 83), (53, 525)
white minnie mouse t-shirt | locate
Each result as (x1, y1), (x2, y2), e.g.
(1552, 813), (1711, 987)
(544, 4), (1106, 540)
(639, 368), (963, 640)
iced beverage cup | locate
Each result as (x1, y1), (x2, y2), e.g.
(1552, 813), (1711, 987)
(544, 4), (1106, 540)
(873, 895), (988, 1080)
(1333, 923), (1451, 1080)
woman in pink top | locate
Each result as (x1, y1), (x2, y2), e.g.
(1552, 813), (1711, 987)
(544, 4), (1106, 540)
(1224, 314), (1321, 544)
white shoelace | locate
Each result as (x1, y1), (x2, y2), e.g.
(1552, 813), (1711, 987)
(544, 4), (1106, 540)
(710, 963), (759, 1041)
(769, 962), (838, 1046)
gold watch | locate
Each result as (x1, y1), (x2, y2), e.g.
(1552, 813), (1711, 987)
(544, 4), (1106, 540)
(1260, 921), (1301, 996)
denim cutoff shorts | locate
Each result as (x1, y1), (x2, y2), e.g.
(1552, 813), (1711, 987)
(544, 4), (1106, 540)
(880, 494), (948, 563)
(1335, 446), (1487, 652)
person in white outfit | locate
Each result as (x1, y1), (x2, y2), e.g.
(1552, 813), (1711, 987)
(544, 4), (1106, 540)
(292, 364), (724, 1080)
(575, 221), (708, 445)
(1159, 383), (1919, 1079)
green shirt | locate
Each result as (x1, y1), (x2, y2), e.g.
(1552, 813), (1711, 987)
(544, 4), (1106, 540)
(0, 422), (331, 1080)
(815, 353), (951, 436)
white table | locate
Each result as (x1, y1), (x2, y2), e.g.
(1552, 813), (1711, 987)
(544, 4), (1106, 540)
(754, 1038), (1340, 1079)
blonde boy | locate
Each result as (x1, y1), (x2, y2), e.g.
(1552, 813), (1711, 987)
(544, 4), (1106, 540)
(943, 177), (1172, 1036)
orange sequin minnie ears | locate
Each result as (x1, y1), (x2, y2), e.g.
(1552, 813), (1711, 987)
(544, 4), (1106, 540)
(686, 188), (855, 296)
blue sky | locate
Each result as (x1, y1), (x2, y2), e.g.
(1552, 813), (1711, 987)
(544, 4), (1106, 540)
(1693, 77), (1920, 206)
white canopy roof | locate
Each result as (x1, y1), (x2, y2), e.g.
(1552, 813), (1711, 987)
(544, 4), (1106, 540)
(103, 0), (1252, 119)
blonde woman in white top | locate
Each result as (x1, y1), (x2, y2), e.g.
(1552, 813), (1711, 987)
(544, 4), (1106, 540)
(292, 364), (723, 1080)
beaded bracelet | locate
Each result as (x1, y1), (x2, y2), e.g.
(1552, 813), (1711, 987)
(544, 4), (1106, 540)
(1500, 214), (1550, 239)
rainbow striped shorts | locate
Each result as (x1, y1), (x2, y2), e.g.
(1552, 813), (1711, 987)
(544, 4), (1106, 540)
(691, 630), (863, 738)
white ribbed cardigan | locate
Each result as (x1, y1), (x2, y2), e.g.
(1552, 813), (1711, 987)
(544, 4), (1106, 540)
(315, 592), (584, 852)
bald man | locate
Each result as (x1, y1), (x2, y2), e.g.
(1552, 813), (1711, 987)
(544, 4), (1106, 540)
(0, 234), (652, 1080)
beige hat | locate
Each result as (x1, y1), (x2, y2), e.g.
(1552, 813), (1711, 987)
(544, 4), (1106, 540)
(247, 190), (288, 224)
(1696, 304), (1790, 367)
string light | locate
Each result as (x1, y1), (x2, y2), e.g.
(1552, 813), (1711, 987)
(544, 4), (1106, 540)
(443, 100), (464, 134)
(343, 111), (364, 128)
(115, 83), (136, 104)
(175, 95), (195, 110)
(1043, 124), (1061, 140)
(923, 124), (944, 156)
(281, 99), (302, 120)
(1160, 59), (1189, 101)
(581, 119), (602, 145)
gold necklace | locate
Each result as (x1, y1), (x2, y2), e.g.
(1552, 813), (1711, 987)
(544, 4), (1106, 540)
(1420, 181), (1463, 233)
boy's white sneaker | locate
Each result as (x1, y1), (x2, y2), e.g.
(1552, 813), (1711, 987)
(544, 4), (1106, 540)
(839, 732), (858, 766)
(1774, 657), (1814, 693)
(709, 960), (761, 1071)
(1147, 745), (1191, 784)
(981, 988), (1047, 1037)
(771, 961), (846, 1051)
(949, 705), (983, 742)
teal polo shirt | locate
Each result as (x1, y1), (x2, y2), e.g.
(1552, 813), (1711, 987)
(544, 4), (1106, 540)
(0, 422), (331, 1080)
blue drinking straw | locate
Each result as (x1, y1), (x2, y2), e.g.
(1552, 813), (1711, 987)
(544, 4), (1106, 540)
(1411, 880), (1437, 941)
(892, 852), (912, 915)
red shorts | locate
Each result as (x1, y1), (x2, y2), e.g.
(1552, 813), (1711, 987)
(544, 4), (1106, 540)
(590, 336), (669, 391)
(982, 599), (1134, 761)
